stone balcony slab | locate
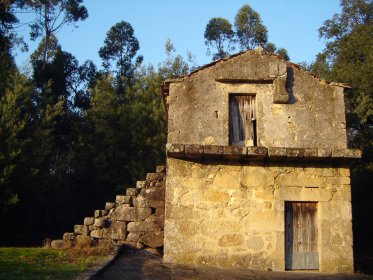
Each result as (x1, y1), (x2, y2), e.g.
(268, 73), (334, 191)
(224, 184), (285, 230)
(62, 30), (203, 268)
(166, 143), (361, 162)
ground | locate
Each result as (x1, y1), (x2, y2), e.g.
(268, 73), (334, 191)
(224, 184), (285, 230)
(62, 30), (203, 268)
(93, 251), (373, 280)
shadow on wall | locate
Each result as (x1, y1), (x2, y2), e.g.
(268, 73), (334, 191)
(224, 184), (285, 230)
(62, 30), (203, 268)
(351, 165), (373, 274)
(286, 67), (297, 104)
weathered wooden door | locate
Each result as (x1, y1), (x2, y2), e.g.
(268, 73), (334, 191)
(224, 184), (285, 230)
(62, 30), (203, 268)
(229, 95), (256, 146)
(285, 202), (319, 270)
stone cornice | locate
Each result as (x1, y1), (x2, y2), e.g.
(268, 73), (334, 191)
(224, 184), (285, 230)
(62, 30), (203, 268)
(166, 143), (361, 162)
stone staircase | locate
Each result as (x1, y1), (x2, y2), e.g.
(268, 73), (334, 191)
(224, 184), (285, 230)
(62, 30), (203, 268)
(51, 165), (166, 253)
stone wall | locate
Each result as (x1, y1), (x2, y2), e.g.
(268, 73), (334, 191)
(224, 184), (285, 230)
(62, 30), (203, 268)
(166, 50), (347, 149)
(164, 158), (353, 273)
(51, 165), (166, 252)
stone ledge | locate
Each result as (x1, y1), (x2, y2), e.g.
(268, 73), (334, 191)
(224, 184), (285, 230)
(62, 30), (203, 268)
(166, 144), (361, 162)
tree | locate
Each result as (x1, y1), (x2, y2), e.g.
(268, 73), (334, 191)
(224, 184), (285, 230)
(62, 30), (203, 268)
(314, 0), (372, 124)
(99, 21), (143, 80)
(276, 48), (290, 61)
(312, 0), (373, 272)
(158, 39), (195, 79)
(204, 17), (234, 60)
(234, 4), (268, 50)
(264, 42), (276, 53)
(24, 0), (88, 66)
(0, 71), (32, 213)
(0, 0), (24, 96)
(264, 42), (290, 61)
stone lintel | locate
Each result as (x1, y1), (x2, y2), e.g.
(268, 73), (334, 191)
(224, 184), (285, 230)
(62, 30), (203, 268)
(268, 147), (287, 158)
(286, 148), (305, 158)
(304, 148), (318, 158)
(318, 148), (332, 158)
(223, 146), (247, 159)
(332, 148), (346, 158)
(343, 149), (362, 158)
(203, 145), (223, 159)
(184, 144), (203, 158)
(247, 147), (267, 159)
(166, 144), (361, 162)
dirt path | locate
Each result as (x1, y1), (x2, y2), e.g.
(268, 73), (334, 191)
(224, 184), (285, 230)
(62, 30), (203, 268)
(93, 251), (373, 280)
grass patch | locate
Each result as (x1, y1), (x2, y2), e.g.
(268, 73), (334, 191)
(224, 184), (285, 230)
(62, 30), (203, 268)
(0, 247), (106, 280)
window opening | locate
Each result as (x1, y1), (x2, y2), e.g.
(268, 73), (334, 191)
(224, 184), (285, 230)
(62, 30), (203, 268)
(229, 95), (257, 146)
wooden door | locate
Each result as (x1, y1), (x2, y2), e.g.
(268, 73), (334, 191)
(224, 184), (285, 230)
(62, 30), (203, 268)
(285, 202), (319, 270)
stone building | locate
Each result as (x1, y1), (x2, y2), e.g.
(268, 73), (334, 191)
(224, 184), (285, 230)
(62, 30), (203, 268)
(162, 48), (361, 272)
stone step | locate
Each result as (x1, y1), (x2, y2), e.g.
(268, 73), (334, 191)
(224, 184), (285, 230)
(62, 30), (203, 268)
(146, 172), (162, 182)
(116, 195), (131, 205)
(94, 217), (107, 228)
(94, 209), (108, 218)
(126, 188), (139, 196)
(84, 217), (95, 226)
(105, 202), (116, 211)
(136, 180), (146, 189)
(74, 224), (89, 235)
(63, 232), (76, 240)
(156, 165), (166, 173)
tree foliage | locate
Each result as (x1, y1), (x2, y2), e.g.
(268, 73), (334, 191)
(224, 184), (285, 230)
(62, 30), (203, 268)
(24, 0), (88, 65)
(313, 0), (372, 125)
(0, 11), (171, 245)
(204, 17), (234, 60)
(99, 21), (143, 78)
(204, 5), (289, 61)
(264, 42), (290, 61)
(0, 0), (24, 95)
(234, 4), (268, 50)
(312, 0), (373, 272)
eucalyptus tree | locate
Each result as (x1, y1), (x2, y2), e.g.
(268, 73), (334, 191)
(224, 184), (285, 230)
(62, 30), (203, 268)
(204, 17), (234, 60)
(24, 0), (88, 67)
(234, 4), (268, 50)
(99, 21), (143, 97)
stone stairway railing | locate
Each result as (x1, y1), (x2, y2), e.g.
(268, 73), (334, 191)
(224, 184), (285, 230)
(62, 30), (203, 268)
(51, 165), (166, 253)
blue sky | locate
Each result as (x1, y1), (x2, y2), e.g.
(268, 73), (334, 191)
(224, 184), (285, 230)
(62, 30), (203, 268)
(15, 0), (341, 69)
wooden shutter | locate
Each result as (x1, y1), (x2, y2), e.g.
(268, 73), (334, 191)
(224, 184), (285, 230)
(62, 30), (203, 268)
(229, 95), (256, 146)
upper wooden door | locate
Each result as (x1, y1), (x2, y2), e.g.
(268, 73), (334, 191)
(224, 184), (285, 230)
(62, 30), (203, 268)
(285, 202), (319, 270)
